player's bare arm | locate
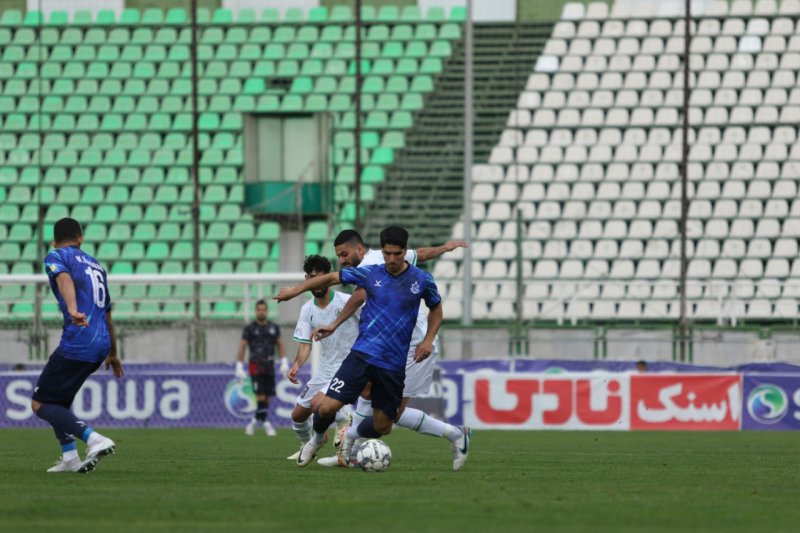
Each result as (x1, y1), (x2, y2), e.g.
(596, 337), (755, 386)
(313, 288), (366, 341)
(104, 310), (124, 378)
(54, 272), (88, 327)
(274, 272), (341, 302)
(288, 342), (312, 384)
(415, 240), (470, 263)
(414, 303), (442, 363)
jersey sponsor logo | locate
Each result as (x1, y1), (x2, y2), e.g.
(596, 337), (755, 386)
(410, 281), (420, 295)
(373, 280), (383, 287)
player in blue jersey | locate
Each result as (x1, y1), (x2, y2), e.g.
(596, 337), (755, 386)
(31, 218), (123, 473)
(275, 226), (443, 467)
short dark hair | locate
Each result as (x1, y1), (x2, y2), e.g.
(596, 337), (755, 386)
(303, 254), (332, 275)
(334, 229), (365, 247)
(380, 226), (408, 248)
(255, 299), (267, 308)
(54, 218), (82, 243)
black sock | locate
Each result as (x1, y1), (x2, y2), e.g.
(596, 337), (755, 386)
(312, 408), (336, 435)
(357, 417), (383, 439)
(255, 401), (268, 422)
(36, 404), (91, 442)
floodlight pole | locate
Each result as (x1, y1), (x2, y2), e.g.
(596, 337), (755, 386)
(354, 0), (363, 231)
(678, 0), (692, 362)
(190, 0), (203, 361)
(462, 0), (474, 332)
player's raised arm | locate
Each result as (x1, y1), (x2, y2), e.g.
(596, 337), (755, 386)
(274, 271), (341, 302)
(415, 240), (470, 264)
(414, 273), (443, 363)
(313, 288), (366, 341)
(104, 310), (124, 378)
(54, 272), (88, 327)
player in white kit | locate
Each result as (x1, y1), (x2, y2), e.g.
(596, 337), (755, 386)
(314, 230), (473, 471)
(286, 255), (359, 460)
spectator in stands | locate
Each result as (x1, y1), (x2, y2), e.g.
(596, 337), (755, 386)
(636, 360), (648, 373)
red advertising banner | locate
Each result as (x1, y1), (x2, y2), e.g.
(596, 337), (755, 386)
(463, 373), (630, 430)
(630, 375), (742, 431)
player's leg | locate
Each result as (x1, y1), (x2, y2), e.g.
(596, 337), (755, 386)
(396, 342), (472, 470)
(297, 353), (367, 466)
(249, 374), (275, 436)
(339, 365), (404, 464)
(350, 383), (373, 430)
(31, 352), (109, 472)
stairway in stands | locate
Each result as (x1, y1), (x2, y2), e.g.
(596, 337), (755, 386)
(362, 22), (554, 246)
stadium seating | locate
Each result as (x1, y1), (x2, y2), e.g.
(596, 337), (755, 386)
(0, 5), (463, 319)
(439, 0), (800, 323)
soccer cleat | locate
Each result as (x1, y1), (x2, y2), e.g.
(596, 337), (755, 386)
(317, 455), (349, 468)
(337, 434), (355, 467)
(264, 421), (277, 437)
(47, 456), (97, 474)
(86, 435), (116, 461)
(451, 426), (472, 471)
(334, 413), (351, 449)
(286, 449), (301, 461)
(296, 438), (324, 467)
(245, 420), (256, 436)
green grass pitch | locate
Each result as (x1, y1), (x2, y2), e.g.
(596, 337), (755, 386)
(3, 429), (799, 532)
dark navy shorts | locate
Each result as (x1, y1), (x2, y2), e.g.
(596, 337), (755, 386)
(32, 350), (102, 408)
(326, 351), (405, 420)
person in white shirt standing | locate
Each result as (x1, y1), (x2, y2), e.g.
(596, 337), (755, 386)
(285, 255), (360, 460)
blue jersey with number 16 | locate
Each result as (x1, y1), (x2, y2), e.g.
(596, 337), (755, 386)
(44, 246), (112, 362)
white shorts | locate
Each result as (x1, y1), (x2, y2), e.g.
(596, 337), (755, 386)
(296, 374), (332, 409)
(403, 341), (438, 398)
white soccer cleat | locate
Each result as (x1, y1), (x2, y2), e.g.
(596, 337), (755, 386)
(334, 414), (351, 449)
(337, 435), (355, 467)
(264, 421), (277, 437)
(47, 456), (97, 473)
(286, 450), (301, 461)
(317, 455), (348, 468)
(296, 439), (324, 467)
(245, 420), (256, 436)
(451, 426), (472, 471)
(86, 435), (116, 461)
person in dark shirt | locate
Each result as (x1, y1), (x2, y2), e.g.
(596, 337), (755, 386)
(235, 299), (287, 436)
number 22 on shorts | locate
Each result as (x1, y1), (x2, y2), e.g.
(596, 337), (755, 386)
(330, 378), (345, 393)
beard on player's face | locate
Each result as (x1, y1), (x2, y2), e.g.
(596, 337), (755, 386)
(311, 289), (327, 298)
(335, 243), (364, 268)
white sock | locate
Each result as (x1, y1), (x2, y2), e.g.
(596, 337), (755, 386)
(352, 397), (372, 428)
(62, 448), (79, 462)
(345, 423), (361, 441)
(335, 407), (351, 425)
(292, 419), (312, 442)
(311, 431), (326, 445)
(397, 407), (462, 442)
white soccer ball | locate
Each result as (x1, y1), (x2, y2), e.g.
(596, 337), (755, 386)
(355, 439), (392, 472)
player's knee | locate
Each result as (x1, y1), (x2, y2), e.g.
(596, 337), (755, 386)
(31, 400), (41, 414)
(291, 406), (309, 422)
(374, 418), (393, 435)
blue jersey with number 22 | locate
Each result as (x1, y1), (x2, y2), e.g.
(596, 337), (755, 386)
(44, 246), (112, 362)
(340, 263), (441, 373)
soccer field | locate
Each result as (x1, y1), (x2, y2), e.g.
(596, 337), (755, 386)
(3, 429), (799, 532)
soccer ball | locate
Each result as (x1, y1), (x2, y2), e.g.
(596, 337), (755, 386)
(355, 439), (392, 472)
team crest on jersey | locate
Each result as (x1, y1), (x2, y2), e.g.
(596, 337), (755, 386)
(48, 264), (57, 272)
(374, 280), (383, 287)
(410, 281), (420, 294)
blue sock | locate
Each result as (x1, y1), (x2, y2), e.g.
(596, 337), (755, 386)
(61, 441), (77, 453)
(357, 417), (383, 439)
(36, 404), (93, 443)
